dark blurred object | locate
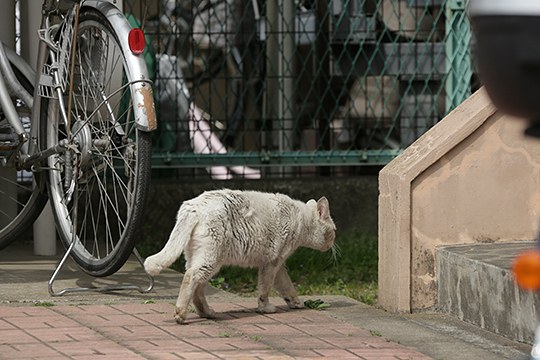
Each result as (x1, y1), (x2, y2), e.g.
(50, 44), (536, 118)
(469, 1), (540, 124)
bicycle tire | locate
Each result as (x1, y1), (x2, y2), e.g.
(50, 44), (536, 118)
(42, 8), (152, 277)
(0, 54), (47, 250)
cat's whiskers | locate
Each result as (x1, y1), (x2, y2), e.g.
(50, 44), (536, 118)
(330, 243), (341, 265)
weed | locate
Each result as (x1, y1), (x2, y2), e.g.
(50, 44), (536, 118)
(34, 301), (55, 307)
(304, 299), (331, 310)
(209, 276), (227, 289)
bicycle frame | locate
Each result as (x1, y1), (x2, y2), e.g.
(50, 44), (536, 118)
(0, 0), (156, 173)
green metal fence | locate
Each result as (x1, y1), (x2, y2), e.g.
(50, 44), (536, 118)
(124, 0), (475, 179)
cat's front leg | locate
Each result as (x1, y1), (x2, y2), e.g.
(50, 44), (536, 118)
(274, 265), (303, 309)
(257, 264), (278, 314)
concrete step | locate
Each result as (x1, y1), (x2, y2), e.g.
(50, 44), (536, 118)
(437, 241), (540, 343)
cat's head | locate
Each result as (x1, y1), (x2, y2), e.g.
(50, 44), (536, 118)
(306, 196), (336, 252)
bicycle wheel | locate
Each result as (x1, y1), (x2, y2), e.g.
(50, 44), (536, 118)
(42, 8), (152, 277)
(0, 52), (47, 250)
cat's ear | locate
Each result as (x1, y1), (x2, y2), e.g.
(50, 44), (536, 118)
(316, 197), (330, 220)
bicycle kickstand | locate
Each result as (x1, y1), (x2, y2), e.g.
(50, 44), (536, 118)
(48, 244), (154, 297)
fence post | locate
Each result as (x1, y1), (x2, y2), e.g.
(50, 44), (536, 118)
(445, 0), (472, 113)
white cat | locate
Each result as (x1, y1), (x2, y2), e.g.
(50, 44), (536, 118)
(144, 189), (336, 324)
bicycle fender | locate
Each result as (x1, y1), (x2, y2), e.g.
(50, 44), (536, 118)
(82, 0), (157, 132)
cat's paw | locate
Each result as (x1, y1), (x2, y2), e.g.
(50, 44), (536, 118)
(174, 308), (187, 324)
(257, 303), (277, 314)
(285, 297), (304, 309)
(198, 308), (216, 319)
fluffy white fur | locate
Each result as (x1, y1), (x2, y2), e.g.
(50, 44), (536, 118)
(144, 189), (336, 324)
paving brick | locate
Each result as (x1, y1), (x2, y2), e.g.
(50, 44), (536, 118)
(211, 349), (294, 359)
(4, 315), (81, 330)
(210, 302), (254, 313)
(0, 329), (39, 345)
(121, 338), (201, 354)
(160, 324), (233, 339)
(26, 326), (103, 343)
(132, 352), (185, 360)
(233, 323), (304, 337)
(264, 310), (327, 324)
(64, 313), (149, 328)
(0, 299), (436, 360)
(55, 305), (124, 316)
(112, 302), (173, 315)
(0, 319), (16, 330)
(312, 348), (364, 358)
(50, 339), (139, 356)
(0, 307), (26, 318)
(171, 351), (221, 359)
(291, 323), (371, 337)
(321, 337), (385, 348)
(6, 342), (63, 358)
(225, 311), (280, 325)
(131, 311), (173, 324)
(184, 337), (258, 352)
(72, 354), (146, 360)
(282, 348), (326, 357)
(100, 324), (174, 342)
(20, 307), (56, 316)
(262, 335), (337, 350)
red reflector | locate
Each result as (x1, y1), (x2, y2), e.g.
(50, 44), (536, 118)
(128, 28), (145, 55)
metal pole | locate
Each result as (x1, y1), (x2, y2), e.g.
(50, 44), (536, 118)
(0, 1), (17, 235)
(266, 0), (295, 176)
(20, 1), (57, 255)
(316, 0), (331, 176)
(280, 0), (295, 155)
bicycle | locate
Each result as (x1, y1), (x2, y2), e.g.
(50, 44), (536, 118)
(0, 0), (156, 280)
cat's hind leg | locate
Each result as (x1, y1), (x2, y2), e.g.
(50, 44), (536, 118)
(174, 264), (216, 324)
(193, 283), (216, 319)
(174, 269), (195, 324)
(274, 265), (303, 309)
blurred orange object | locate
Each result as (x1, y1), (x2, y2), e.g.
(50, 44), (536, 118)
(513, 250), (540, 291)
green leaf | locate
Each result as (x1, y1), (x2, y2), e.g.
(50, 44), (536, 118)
(304, 298), (330, 310)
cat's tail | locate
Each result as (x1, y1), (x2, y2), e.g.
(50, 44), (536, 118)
(143, 207), (197, 276)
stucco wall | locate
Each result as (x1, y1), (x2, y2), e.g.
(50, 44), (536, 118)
(379, 88), (540, 312)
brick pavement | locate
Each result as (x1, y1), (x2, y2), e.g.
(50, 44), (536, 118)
(0, 300), (432, 360)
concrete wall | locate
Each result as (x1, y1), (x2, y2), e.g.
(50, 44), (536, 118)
(379, 88), (540, 312)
